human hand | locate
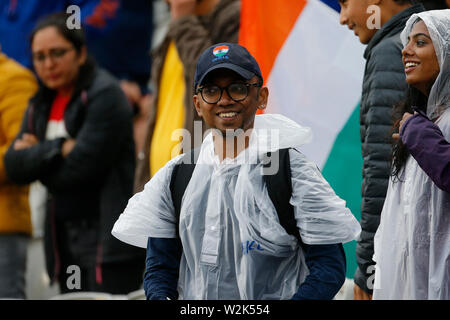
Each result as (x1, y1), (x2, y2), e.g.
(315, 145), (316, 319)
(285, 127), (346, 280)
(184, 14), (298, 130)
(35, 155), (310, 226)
(13, 133), (39, 150)
(136, 93), (153, 119)
(353, 283), (372, 300)
(120, 80), (143, 108)
(62, 139), (76, 157)
(165, 0), (197, 19)
(392, 112), (414, 140)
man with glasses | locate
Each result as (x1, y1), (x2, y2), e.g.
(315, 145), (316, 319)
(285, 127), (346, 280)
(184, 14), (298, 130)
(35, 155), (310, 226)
(112, 43), (361, 300)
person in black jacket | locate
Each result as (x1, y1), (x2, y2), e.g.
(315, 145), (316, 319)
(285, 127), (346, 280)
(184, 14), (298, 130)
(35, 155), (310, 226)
(4, 13), (145, 295)
(338, 0), (424, 299)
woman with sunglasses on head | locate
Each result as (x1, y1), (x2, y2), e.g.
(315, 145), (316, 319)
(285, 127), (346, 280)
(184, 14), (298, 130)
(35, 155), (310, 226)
(372, 9), (449, 300)
(4, 13), (144, 295)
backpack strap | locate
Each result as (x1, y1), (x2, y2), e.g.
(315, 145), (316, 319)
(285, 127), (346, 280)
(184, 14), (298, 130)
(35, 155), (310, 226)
(263, 148), (304, 247)
(169, 148), (201, 237)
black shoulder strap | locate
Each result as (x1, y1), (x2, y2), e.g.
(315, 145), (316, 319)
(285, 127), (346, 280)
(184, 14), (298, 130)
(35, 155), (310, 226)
(263, 148), (303, 246)
(170, 148), (201, 237)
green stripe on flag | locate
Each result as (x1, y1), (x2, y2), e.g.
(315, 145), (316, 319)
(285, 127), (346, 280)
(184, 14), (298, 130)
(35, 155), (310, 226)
(322, 103), (362, 279)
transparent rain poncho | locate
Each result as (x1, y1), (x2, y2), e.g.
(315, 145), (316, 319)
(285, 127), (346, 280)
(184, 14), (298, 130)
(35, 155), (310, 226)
(373, 10), (450, 300)
(112, 114), (361, 299)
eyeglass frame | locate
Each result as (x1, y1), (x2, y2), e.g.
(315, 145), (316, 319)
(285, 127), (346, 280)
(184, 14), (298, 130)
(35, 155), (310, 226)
(32, 47), (76, 65)
(196, 81), (263, 104)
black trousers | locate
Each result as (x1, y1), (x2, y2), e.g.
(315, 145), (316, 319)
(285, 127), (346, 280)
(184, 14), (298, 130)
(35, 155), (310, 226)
(55, 219), (144, 295)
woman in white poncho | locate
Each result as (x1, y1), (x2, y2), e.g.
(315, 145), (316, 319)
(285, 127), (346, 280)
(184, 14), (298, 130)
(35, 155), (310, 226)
(373, 10), (450, 300)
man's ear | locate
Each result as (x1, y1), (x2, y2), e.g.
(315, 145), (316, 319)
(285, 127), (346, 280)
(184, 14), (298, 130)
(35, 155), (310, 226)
(193, 94), (202, 117)
(257, 86), (269, 110)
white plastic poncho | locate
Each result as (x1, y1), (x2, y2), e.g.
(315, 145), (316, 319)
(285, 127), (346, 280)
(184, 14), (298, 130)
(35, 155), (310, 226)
(373, 10), (450, 300)
(113, 114), (361, 299)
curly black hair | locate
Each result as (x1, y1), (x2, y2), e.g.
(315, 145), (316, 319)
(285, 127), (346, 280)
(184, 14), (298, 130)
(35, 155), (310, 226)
(391, 86), (428, 180)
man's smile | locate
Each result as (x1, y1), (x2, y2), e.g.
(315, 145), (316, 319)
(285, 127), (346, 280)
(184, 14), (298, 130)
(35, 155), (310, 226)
(217, 111), (240, 119)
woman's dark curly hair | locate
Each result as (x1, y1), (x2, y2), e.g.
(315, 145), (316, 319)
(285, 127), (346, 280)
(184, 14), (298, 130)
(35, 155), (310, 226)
(391, 86), (428, 180)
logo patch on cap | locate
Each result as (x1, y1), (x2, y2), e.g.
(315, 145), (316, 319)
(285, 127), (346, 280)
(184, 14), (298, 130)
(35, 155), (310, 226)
(213, 45), (229, 57)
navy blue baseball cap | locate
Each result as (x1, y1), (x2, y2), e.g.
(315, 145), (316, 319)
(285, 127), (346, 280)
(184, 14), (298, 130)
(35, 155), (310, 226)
(194, 43), (263, 89)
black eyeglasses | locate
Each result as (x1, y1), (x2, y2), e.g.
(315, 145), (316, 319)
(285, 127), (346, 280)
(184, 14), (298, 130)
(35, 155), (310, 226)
(32, 47), (75, 65)
(196, 82), (261, 104)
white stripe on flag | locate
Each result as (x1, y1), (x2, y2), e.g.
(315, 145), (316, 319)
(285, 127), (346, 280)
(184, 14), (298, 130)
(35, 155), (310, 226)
(266, 0), (366, 168)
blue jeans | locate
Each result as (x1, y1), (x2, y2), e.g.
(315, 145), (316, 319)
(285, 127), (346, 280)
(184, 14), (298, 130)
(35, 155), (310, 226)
(0, 233), (29, 299)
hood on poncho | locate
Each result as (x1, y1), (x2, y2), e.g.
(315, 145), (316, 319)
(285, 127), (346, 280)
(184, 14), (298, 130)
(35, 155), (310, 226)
(400, 9), (450, 120)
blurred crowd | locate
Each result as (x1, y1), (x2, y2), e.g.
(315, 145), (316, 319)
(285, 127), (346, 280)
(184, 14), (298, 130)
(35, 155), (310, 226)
(0, 0), (241, 299)
(0, 0), (448, 300)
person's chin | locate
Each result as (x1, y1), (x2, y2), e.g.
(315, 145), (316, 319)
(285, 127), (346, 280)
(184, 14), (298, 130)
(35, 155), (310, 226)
(358, 34), (371, 45)
(43, 80), (62, 90)
(357, 29), (376, 45)
(405, 75), (419, 86)
(213, 125), (246, 138)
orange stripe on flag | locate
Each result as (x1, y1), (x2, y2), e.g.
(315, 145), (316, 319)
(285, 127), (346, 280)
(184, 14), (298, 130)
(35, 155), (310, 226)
(214, 45), (229, 51)
(239, 0), (306, 85)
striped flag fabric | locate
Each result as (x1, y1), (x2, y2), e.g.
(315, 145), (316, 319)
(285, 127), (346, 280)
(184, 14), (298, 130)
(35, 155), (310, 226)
(239, 0), (367, 278)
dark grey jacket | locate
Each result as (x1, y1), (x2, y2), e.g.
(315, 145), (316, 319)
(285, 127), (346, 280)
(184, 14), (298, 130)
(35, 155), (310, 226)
(355, 4), (424, 294)
(4, 66), (145, 282)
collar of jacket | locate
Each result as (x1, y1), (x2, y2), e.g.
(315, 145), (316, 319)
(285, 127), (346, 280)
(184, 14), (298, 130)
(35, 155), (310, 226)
(364, 4), (424, 59)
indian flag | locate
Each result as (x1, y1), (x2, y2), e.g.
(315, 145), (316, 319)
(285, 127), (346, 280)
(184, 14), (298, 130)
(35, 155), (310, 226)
(239, 0), (366, 279)
(213, 45), (230, 57)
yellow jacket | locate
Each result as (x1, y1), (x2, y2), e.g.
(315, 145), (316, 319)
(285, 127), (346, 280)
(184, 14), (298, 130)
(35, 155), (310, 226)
(0, 53), (37, 234)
